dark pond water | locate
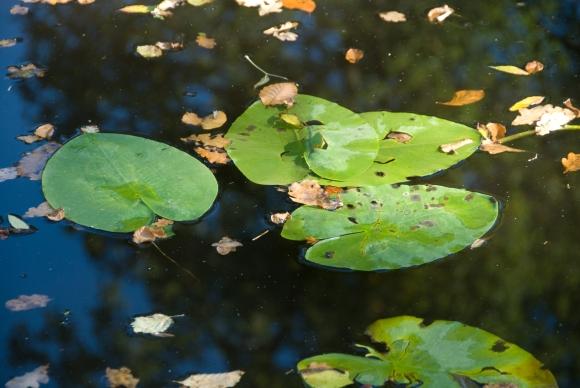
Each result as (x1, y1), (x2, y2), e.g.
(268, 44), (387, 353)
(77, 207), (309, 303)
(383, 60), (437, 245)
(1, 0), (580, 386)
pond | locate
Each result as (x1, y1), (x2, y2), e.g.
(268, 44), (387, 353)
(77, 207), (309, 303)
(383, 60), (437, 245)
(1, 0), (579, 386)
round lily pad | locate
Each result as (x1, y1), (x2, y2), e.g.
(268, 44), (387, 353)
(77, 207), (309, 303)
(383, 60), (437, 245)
(42, 133), (218, 232)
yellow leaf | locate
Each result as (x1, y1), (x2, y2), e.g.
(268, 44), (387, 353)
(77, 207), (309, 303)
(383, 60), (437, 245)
(562, 152), (580, 174)
(345, 48), (364, 64)
(136, 45), (163, 58)
(489, 65), (530, 76)
(280, 113), (302, 128)
(508, 96), (545, 112)
(117, 4), (153, 13)
(437, 90), (485, 106)
(282, 0), (316, 13)
(196, 33), (216, 49)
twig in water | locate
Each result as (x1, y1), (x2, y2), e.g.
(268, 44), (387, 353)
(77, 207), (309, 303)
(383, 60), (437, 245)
(151, 242), (199, 282)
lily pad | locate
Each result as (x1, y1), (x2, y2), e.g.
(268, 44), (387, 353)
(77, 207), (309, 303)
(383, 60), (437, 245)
(298, 316), (557, 387)
(281, 184), (498, 271)
(226, 94), (378, 184)
(42, 133), (218, 232)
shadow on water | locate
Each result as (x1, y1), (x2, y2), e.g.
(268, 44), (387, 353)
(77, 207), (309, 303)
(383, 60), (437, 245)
(1, 0), (580, 386)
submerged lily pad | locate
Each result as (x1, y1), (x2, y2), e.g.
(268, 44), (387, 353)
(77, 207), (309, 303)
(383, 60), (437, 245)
(298, 316), (557, 387)
(226, 94), (378, 184)
(282, 184), (498, 271)
(42, 133), (218, 232)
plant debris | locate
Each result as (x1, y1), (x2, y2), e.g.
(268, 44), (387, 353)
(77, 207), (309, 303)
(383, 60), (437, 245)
(5, 294), (51, 311)
(174, 370), (245, 388)
(24, 202), (65, 221)
(17, 123), (55, 144)
(259, 82), (298, 107)
(379, 11), (406, 23)
(270, 212), (291, 224)
(7, 63), (46, 79)
(10, 5), (29, 15)
(288, 179), (342, 210)
(136, 41), (183, 58)
(130, 313), (182, 337)
(439, 138), (474, 154)
(437, 90), (485, 106)
(196, 33), (216, 49)
(282, 0), (315, 13)
(132, 219), (174, 244)
(236, 0), (282, 16)
(194, 147), (230, 164)
(105, 367), (139, 388)
(5, 365), (49, 388)
(345, 48), (364, 64)
(489, 60), (544, 76)
(562, 152), (580, 174)
(509, 96), (545, 112)
(212, 236), (243, 255)
(263, 21), (299, 41)
(0, 38), (21, 48)
(512, 104), (576, 135)
(182, 111), (227, 130)
(427, 4), (454, 23)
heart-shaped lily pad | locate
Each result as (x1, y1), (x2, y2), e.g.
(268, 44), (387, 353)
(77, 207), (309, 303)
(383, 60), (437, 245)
(226, 94), (378, 184)
(298, 316), (557, 388)
(282, 184), (498, 271)
(42, 133), (218, 232)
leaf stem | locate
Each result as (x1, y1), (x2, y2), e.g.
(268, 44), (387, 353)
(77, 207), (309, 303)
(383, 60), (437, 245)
(244, 55), (288, 80)
(151, 241), (199, 282)
(499, 125), (580, 144)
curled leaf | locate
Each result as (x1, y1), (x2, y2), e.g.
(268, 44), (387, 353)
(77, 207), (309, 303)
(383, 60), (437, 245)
(345, 48), (364, 64)
(509, 96), (545, 112)
(440, 138), (474, 154)
(437, 90), (485, 106)
(288, 179), (342, 210)
(212, 236), (243, 255)
(525, 60), (544, 74)
(270, 212), (291, 224)
(259, 82), (298, 107)
(427, 4), (454, 23)
(562, 152), (580, 174)
(563, 98), (580, 117)
(263, 21), (299, 41)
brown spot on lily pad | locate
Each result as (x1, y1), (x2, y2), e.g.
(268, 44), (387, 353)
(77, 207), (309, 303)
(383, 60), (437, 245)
(323, 251), (334, 259)
(465, 193), (474, 201)
(491, 340), (509, 352)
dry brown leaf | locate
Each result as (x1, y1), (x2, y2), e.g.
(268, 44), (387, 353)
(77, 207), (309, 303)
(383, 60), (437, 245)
(181, 111), (227, 129)
(437, 90), (485, 106)
(386, 131), (413, 143)
(282, 0), (315, 13)
(23, 202), (64, 221)
(5, 294), (51, 311)
(105, 367), (139, 388)
(17, 124), (55, 144)
(17, 135), (42, 144)
(212, 237), (243, 255)
(155, 41), (184, 51)
(288, 179), (342, 210)
(439, 138), (474, 154)
(5, 365), (49, 388)
(525, 60), (544, 74)
(77, 0), (96, 4)
(562, 152), (580, 174)
(563, 98), (580, 117)
(476, 123), (506, 142)
(270, 212), (290, 224)
(194, 147), (230, 164)
(479, 142), (525, 155)
(132, 219), (173, 244)
(259, 82), (298, 107)
(305, 236), (318, 245)
(512, 104), (551, 126)
(514, 105), (578, 135)
(263, 21), (299, 41)
(181, 133), (229, 148)
(181, 112), (203, 126)
(379, 11), (406, 23)
(489, 65), (530, 76)
(196, 33), (216, 49)
(46, 208), (65, 221)
(10, 5), (29, 15)
(427, 4), (454, 23)
(175, 370), (244, 388)
(508, 96), (545, 112)
(345, 48), (364, 64)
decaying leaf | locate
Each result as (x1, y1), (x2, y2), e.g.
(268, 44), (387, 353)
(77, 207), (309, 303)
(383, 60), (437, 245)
(181, 133), (229, 148)
(562, 152), (580, 174)
(130, 313), (182, 337)
(288, 179), (342, 210)
(196, 33), (216, 49)
(345, 48), (364, 64)
(476, 122), (506, 142)
(513, 104), (577, 135)
(270, 212), (291, 224)
(563, 98), (580, 117)
(5, 365), (49, 388)
(427, 4), (454, 23)
(525, 60), (544, 74)
(259, 82), (298, 107)
(508, 96), (545, 112)
(212, 236), (243, 255)
(117, 4), (154, 13)
(479, 141), (525, 155)
(0, 38), (21, 48)
(437, 90), (485, 106)
(136, 45), (163, 58)
(17, 142), (61, 180)
(282, 0), (315, 13)
(5, 294), (51, 311)
(236, 0), (283, 16)
(17, 123), (55, 144)
(182, 111), (227, 130)
(470, 238), (487, 249)
(24, 202), (64, 221)
(439, 138), (474, 154)
(263, 21), (299, 41)
(386, 131), (413, 143)
(193, 147), (230, 164)
(378, 11), (406, 23)
(7, 63), (46, 79)
(10, 5), (29, 15)
(132, 219), (174, 244)
(80, 124), (100, 133)
(175, 370), (245, 388)
(187, 0), (214, 5)
(489, 60), (544, 76)
(105, 367), (139, 388)
(0, 168), (18, 183)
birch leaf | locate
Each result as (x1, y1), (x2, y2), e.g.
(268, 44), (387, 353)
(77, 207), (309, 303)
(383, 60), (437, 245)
(489, 65), (530, 76)
(130, 313), (180, 337)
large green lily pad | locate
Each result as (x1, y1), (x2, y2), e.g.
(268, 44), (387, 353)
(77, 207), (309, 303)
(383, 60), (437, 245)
(226, 94), (378, 184)
(298, 316), (557, 387)
(282, 184), (498, 271)
(42, 133), (218, 232)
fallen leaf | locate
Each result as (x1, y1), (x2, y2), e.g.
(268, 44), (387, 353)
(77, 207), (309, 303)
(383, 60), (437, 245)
(77, 0), (96, 4)
(194, 147), (230, 164)
(181, 112), (202, 126)
(0, 168), (18, 182)
(8, 214), (32, 230)
(132, 219), (174, 244)
(196, 33), (216, 49)
(17, 124), (55, 144)
(563, 98), (580, 117)
(117, 4), (154, 13)
(470, 238), (487, 249)
(508, 96), (545, 112)
(259, 82), (298, 107)
(476, 123), (506, 142)
(187, 0), (214, 5)
(427, 4), (454, 23)
(10, 5), (29, 15)
(136, 45), (163, 58)
(280, 113), (302, 128)
(437, 90), (485, 106)
(562, 152), (580, 174)
(533, 106), (576, 135)
(175, 370), (244, 388)
(154, 41), (184, 51)
(488, 65), (530, 76)
(212, 236), (243, 255)
(23, 202), (64, 221)
(5, 294), (51, 311)
(181, 133), (229, 148)
(345, 48), (364, 64)
(181, 111), (227, 130)
(439, 138), (474, 154)
(525, 60), (544, 74)
(305, 236), (318, 245)
(16, 142), (61, 180)
(270, 212), (290, 224)
(379, 11), (406, 23)
(263, 21), (299, 41)
(282, 0), (315, 12)
(105, 367), (139, 388)
(80, 124), (100, 133)
(131, 313), (181, 337)
(7, 63), (46, 79)
(5, 365), (49, 388)
(236, 0), (282, 16)
(479, 142), (524, 155)
(386, 131), (413, 143)
(0, 38), (21, 48)
(512, 104), (552, 126)
(288, 179), (342, 210)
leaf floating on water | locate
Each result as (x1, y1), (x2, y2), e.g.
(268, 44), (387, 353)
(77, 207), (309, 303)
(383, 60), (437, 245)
(17, 123), (55, 144)
(132, 219), (174, 244)
(379, 11), (406, 23)
(282, 0), (315, 13)
(440, 138), (474, 154)
(489, 65), (530, 76)
(437, 90), (485, 106)
(5, 294), (51, 311)
(175, 370), (245, 388)
(195, 147), (229, 164)
(212, 236), (243, 255)
(130, 313), (181, 337)
(470, 238), (487, 249)
(288, 179), (342, 210)
(477, 122), (506, 142)
(181, 111), (227, 130)
(0, 168), (18, 183)
(23, 202), (64, 221)
(344, 48), (364, 64)
(534, 106), (576, 135)
(236, 0), (283, 16)
(136, 45), (163, 58)
(80, 124), (100, 133)
(5, 365), (49, 388)
(270, 212), (291, 224)
(263, 21), (299, 41)
(7, 63), (46, 79)
(181, 133), (229, 148)
(117, 4), (155, 13)
(563, 98), (580, 117)
(259, 82), (298, 107)
(0, 38), (21, 48)
(427, 4), (454, 23)
(8, 214), (32, 230)
(196, 33), (216, 49)
(525, 60), (544, 74)
(480, 142), (525, 155)
(105, 367), (139, 388)
(508, 96), (545, 112)
(10, 5), (29, 15)
(187, 0), (214, 5)
(562, 152), (580, 174)
(17, 142), (60, 181)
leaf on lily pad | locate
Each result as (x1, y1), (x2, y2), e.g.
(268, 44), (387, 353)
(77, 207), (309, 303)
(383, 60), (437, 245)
(182, 111), (227, 130)
(41, 134), (218, 232)
(130, 313), (182, 337)
(282, 0), (315, 13)
(437, 90), (485, 106)
(7, 63), (46, 79)
(288, 179), (342, 210)
(196, 33), (216, 49)
(212, 236), (243, 255)
(282, 184), (498, 271)
(175, 370), (244, 388)
(344, 48), (364, 64)
(263, 21), (299, 41)
(5, 365), (49, 388)
(105, 367), (139, 388)
(439, 138), (473, 154)
(379, 11), (406, 23)
(5, 294), (51, 311)
(24, 202), (64, 221)
(562, 152), (580, 174)
(427, 4), (454, 23)
(298, 316), (557, 387)
(259, 82), (298, 107)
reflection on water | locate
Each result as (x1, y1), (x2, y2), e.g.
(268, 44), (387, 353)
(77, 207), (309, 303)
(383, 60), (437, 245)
(1, 0), (579, 386)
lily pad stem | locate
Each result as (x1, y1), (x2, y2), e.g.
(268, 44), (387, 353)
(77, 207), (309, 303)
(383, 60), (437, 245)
(499, 125), (580, 144)
(244, 55), (288, 81)
(151, 241), (199, 282)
